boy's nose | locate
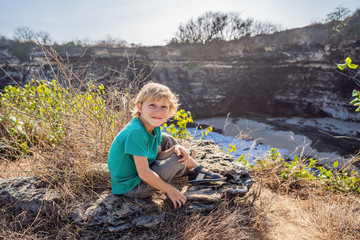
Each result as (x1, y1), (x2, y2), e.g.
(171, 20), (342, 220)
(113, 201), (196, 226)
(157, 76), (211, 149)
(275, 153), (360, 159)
(154, 107), (162, 113)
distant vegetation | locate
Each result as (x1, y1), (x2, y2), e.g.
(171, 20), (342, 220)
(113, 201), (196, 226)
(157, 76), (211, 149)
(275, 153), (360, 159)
(13, 26), (52, 44)
(170, 11), (284, 44)
(324, 5), (352, 23)
(169, 5), (359, 44)
(323, 5), (358, 33)
(9, 26), (129, 48)
(2, 5), (358, 48)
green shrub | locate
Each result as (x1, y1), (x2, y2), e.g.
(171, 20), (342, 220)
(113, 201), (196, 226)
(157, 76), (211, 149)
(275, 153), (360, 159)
(183, 62), (198, 71)
(54, 41), (84, 54)
(10, 41), (32, 62)
(253, 149), (360, 194)
(0, 79), (118, 155)
(337, 57), (359, 111)
(161, 109), (193, 138)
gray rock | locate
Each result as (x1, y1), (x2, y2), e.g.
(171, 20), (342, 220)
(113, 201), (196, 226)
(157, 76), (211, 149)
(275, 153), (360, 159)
(71, 139), (253, 231)
(108, 223), (132, 232)
(131, 214), (165, 228)
(184, 184), (222, 203)
(0, 139), (253, 232)
(184, 202), (216, 213)
(71, 191), (165, 231)
(0, 176), (61, 213)
(223, 185), (249, 197)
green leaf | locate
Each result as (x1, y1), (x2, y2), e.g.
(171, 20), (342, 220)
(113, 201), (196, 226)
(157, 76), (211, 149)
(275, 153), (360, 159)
(333, 161), (338, 168)
(355, 106), (360, 112)
(325, 170), (333, 178)
(350, 98), (359, 105)
(0, 111), (11, 122)
(337, 63), (347, 70)
(348, 63), (358, 69)
(0, 115), (6, 122)
(353, 90), (360, 97)
(345, 57), (352, 64)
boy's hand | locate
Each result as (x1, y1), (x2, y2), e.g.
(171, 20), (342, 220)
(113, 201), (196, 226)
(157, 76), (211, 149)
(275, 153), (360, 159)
(174, 145), (191, 165)
(167, 186), (187, 209)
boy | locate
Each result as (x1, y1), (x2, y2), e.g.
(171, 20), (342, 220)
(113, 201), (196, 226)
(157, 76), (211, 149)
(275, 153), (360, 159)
(108, 82), (225, 209)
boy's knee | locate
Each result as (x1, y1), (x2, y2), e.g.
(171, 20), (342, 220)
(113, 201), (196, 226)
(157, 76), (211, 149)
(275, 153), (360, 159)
(169, 153), (187, 174)
(163, 153), (187, 177)
(153, 154), (187, 182)
(161, 133), (181, 150)
(169, 152), (185, 164)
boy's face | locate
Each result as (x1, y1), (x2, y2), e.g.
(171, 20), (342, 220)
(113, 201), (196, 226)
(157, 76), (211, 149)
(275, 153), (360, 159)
(137, 97), (170, 131)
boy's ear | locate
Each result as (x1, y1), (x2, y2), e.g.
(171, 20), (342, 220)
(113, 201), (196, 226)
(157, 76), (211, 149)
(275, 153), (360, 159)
(136, 103), (142, 113)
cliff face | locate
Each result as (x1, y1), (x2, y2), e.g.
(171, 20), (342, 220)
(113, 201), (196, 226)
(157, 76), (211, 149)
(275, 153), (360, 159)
(1, 13), (360, 121)
(147, 20), (359, 121)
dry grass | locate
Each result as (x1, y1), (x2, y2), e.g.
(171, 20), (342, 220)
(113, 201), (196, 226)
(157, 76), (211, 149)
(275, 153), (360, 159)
(108, 193), (264, 240)
(253, 185), (360, 240)
(251, 153), (360, 240)
(180, 193), (263, 240)
(0, 205), (63, 240)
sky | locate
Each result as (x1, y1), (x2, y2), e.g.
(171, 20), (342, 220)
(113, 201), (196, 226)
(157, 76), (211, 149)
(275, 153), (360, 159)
(1, 0), (359, 46)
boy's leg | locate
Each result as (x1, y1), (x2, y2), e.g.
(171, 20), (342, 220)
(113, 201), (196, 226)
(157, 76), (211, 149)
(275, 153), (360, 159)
(123, 180), (157, 198)
(161, 132), (181, 150)
(161, 133), (226, 183)
(151, 153), (187, 182)
(124, 133), (189, 198)
(124, 153), (187, 198)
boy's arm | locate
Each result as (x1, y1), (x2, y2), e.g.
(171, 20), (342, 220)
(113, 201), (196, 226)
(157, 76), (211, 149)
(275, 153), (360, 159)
(133, 155), (187, 209)
(157, 145), (191, 165)
(156, 145), (175, 160)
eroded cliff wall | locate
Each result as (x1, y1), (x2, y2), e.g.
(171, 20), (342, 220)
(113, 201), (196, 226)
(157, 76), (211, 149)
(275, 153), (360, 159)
(1, 14), (360, 121)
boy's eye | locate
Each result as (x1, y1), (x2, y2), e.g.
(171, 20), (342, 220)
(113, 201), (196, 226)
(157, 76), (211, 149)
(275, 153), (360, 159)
(161, 106), (168, 109)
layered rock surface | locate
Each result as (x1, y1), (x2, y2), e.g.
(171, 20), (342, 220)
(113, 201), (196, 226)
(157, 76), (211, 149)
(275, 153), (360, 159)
(1, 12), (360, 121)
(0, 139), (253, 232)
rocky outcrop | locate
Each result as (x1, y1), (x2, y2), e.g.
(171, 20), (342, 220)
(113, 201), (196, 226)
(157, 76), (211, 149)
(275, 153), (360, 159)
(0, 139), (253, 232)
(0, 176), (61, 213)
(72, 139), (253, 231)
(1, 12), (360, 121)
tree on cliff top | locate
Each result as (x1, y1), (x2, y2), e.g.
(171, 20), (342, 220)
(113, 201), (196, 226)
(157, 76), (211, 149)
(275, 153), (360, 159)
(324, 5), (360, 35)
(325, 5), (352, 23)
(13, 26), (52, 44)
(171, 11), (283, 44)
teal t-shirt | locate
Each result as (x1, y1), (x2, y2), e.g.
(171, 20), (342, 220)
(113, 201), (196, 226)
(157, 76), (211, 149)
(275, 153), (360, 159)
(107, 117), (162, 194)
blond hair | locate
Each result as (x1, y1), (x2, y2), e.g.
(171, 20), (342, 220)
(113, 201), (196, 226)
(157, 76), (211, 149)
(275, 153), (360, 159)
(132, 82), (179, 118)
